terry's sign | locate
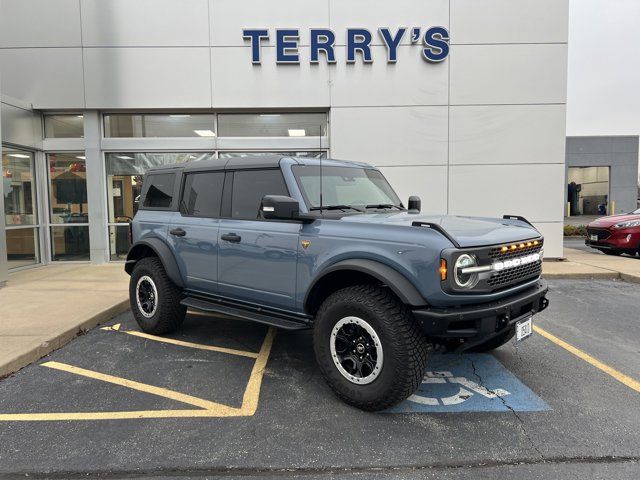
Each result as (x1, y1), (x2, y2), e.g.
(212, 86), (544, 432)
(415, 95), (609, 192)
(242, 27), (449, 64)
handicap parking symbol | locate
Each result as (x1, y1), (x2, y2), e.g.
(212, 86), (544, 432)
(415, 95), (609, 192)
(387, 353), (549, 413)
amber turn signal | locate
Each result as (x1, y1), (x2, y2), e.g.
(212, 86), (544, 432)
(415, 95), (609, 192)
(439, 259), (447, 281)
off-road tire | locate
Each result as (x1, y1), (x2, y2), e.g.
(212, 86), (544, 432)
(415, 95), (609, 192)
(313, 285), (431, 411)
(130, 257), (186, 334)
(468, 329), (515, 352)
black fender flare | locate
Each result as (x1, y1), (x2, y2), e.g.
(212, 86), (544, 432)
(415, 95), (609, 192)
(124, 238), (184, 288)
(305, 259), (427, 309)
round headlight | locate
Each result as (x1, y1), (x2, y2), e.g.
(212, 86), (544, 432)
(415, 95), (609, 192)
(454, 254), (479, 289)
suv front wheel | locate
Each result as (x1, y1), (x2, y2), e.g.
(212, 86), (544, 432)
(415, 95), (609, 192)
(313, 285), (431, 411)
(130, 257), (186, 334)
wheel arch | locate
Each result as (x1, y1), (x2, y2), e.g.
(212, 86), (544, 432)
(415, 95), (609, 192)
(304, 259), (427, 315)
(124, 238), (184, 288)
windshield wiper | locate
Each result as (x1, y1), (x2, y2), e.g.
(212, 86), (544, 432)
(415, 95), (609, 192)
(310, 205), (365, 212)
(365, 204), (403, 210)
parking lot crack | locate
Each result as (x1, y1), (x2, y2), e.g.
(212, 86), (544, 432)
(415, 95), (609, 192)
(469, 358), (545, 462)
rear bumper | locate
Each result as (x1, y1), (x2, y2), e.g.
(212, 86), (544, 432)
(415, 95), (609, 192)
(412, 279), (549, 351)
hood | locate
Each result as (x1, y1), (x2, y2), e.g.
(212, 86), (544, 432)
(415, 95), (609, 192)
(339, 212), (540, 248)
(588, 213), (640, 228)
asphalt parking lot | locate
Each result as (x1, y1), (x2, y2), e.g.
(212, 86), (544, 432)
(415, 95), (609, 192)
(1, 279), (639, 479)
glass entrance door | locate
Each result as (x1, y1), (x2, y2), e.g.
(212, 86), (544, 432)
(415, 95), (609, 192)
(2, 148), (41, 269)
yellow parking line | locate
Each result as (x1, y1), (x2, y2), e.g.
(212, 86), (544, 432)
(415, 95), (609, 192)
(534, 325), (640, 394)
(0, 327), (277, 421)
(101, 324), (259, 359)
(41, 361), (237, 412)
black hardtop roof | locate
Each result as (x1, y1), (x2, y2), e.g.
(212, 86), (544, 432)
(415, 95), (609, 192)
(146, 155), (373, 173)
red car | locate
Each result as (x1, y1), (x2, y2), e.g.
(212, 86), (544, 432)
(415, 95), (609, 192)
(585, 208), (640, 256)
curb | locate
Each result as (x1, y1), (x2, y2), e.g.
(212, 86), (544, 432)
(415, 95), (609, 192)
(542, 271), (620, 280)
(0, 299), (131, 378)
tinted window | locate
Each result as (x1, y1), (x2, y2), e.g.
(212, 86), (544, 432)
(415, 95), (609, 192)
(182, 172), (224, 217)
(142, 173), (176, 208)
(231, 170), (288, 219)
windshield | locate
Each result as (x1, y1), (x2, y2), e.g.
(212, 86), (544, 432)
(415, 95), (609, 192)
(292, 165), (402, 210)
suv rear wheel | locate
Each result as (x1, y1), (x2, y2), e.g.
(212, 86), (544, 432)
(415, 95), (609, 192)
(130, 257), (186, 334)
(313, 285), (430, 411)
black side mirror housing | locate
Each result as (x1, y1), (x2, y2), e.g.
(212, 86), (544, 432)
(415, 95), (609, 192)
(408, 196), (421, 214)
(261, 195), (301, 220)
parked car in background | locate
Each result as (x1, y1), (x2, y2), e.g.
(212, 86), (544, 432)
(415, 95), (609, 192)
(585, 208), (640, 256)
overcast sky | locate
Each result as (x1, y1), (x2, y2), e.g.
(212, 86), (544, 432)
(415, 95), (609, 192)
(567, 0), (640, 136)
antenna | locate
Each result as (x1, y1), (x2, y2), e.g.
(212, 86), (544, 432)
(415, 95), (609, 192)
(319, 125), (323, 213)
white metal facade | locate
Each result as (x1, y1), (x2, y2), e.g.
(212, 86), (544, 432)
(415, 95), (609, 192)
(0, 0), (569, 273)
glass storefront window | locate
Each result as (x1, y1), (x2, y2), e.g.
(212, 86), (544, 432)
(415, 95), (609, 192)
(217, 113), (327, 137)
(48, 153), (88, 224)
(104, 114), (216, 138)
(3, 150), (36, 226)
(44, 114), (84, 138)
(105, 152), (213, 222)
(51, 225), (90, 261)
(109, 225), (131, 261)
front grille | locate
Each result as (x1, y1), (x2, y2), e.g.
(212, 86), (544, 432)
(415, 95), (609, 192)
(586, 228), (611, 241)
(487, 261), (542, 288)
(488, 239), (544, 260)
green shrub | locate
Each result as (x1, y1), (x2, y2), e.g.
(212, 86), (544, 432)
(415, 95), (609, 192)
(563, 225), (587, 237)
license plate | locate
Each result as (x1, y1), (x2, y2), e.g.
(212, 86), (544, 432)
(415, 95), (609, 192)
(590, 234), (598, 242)
(516, 317), (533, 343)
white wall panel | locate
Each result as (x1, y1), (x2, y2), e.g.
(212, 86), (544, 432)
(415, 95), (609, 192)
(331, 106), (447, 166)
(331, 46), (448, 107)
(450, 44), (567, 105)
(84, 48), (211, 108)
(211, 0), (329, 46)
(81, 0), (209, 47)
(0, 103), (41, 148)
(0, 0), (81, 47)
(450, 104), (566, 165)
(211, 47), (330, 108)
(379, 166), (447, 214)
(0, 49), (84, 108)
(450, 0), (569, 45)
(448, 164), (565, 222)
(329, 0), (448, 45)
(532, 222), (563, 258)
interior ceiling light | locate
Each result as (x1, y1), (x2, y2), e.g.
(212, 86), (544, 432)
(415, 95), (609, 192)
(194, 130), (216, 137)
(8, 153), (30, 159)
(76, 155), (86, 160)
(116, 155), (134, 160)
(170, 114), (191, 118)
(288, 129), (306, 137)
(260, 114), (281, 117)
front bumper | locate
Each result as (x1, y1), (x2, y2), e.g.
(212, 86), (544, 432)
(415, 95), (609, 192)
(585, 230), (640, 251)
(412, 279), (549, 351)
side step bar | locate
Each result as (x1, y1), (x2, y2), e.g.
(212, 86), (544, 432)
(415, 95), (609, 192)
(181, 295), (311, 330)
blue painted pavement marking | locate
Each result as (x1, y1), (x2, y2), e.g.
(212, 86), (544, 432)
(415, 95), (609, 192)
(387, 353), (549, 413)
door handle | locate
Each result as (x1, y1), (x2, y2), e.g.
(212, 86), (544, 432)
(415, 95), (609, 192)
(169, 228), (186, 237)
(221, 233), (242, 243)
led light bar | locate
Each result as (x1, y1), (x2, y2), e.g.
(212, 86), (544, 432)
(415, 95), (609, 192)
(492, 252), (541, 272)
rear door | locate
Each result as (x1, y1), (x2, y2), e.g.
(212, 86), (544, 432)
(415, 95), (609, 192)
(217, 169), (300, 309)
(167, 170), (224, 293)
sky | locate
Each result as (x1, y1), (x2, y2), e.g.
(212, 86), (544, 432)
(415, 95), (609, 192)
(567, 0), (640, 136)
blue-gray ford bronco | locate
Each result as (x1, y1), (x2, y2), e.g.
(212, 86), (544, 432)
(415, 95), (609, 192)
(125, 155), (548, 411)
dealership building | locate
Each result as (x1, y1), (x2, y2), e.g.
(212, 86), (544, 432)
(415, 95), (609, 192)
(0, 0), (569, 285)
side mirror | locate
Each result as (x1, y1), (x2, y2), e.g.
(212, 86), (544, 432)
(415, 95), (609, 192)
(408, 196), (421, 214)
(261, 195), (300, 220)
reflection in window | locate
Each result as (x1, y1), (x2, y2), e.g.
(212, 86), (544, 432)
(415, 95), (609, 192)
(48, 153), (88, 224)
(218, 113), (327, 137)
(104, 114), (215, 138)
(51, 225), (90, 261)
(105, 152), (214, 222)
(3, 150), (36, 226)
(44, 114), (84, 138)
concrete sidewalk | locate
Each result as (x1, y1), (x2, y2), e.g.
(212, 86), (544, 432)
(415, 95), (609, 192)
(543, 247), (640, 283)
(0, 264), (129, 377)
